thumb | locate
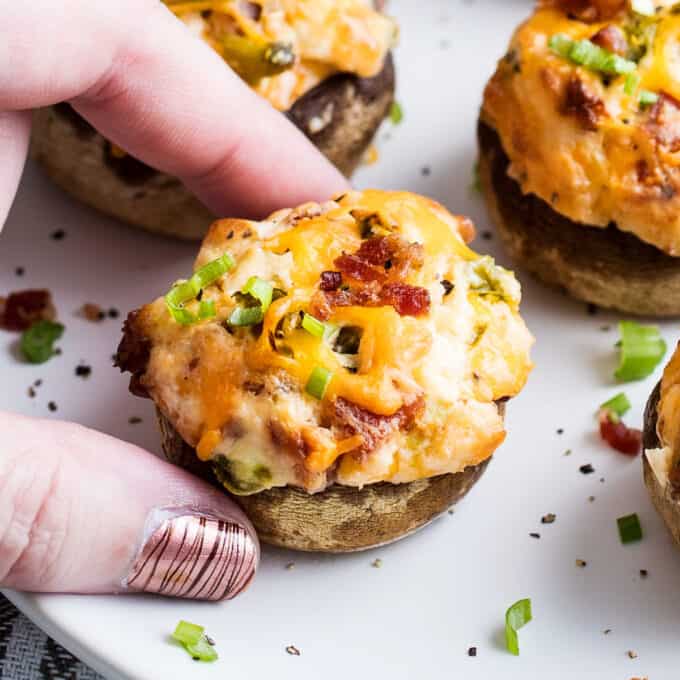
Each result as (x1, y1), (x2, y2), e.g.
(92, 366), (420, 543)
(0, 412), (258, 601)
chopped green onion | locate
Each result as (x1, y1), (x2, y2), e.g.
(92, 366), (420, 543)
(548, 33), (573, 58)
(191, 253), (234, 291)
(615, 321), (666, 381)
(624, 72), (640, 96)
(305, 366), (332, 400)
(549, 34), (636, 75)
(172, 621), (204, 647)
(165, 253), (234, 325)
(242, 276), (273, 313)
(20, 321), (64, 364)
(617, 513), (643, 544)
(198, 299), (216, 320)
(302, 313), (326, 338)
(228, 305), (263, 327)
(639, 89), (659, 107)
(390, 101), (403, 125)
(632, 0), (655, 16)
(599, 393), (631, 419)
(186, 637), (218, 662)
(505, 598), (532, 656)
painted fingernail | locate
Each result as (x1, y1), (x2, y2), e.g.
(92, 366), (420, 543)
(124, 507), (257, 601)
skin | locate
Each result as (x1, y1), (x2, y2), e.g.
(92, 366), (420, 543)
(0, 0), (348, 596)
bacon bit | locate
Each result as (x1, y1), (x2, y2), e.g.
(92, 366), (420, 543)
(330, 396), (424, 454)
(590, 25), (628, 56)
(319, 271), (342, 291)
(599, 410), (642, 456)
(645, 92), (680, 153)
(0, 289), (56, 331)
(636, 159), (650, 183)
(562, 76), (606, 131)
(80, 303), (105, 322)
(552, 0), (626, 22)
(114, 310), (151, 398)
(381, 283), (431, 316)
(334, 253), (387, 282)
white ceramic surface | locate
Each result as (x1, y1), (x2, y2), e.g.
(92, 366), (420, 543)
(3, 1), (680, 678)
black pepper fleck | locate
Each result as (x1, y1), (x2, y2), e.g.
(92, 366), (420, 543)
(128, 416), (143, 424)
(107, 308), (119, 319)
(50, 229), (66, 240)
(557, 428), (564, 435)
(75, 364), (92, 378)
(467, 647), (477, 657)
(587, 303), (598, 316)
(640, 569), (648, 578)
(421, 166), (431, 177)
(48, 401), (57, 412)
(529, 532), (541, 539)
(440, 279), (454, 297)
(580, 464), (595, 475)
(15, 267), (24, 276)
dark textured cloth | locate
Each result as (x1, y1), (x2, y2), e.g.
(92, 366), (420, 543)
(0, 595), (102, 680)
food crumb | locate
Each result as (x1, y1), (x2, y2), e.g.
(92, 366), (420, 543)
(639, 569), (648, 578)
(108, 307), (120, 319)
(448, 509), (455, 515)
(556, 428), (564, 435)
(50, 229), (66, 240)
(529, 532), (541, 539)
(588, 496), (596, 502)
(467, 647), (477, 657)
(600, 325), (611, 332)
(34, 379), (42, 387)
(603, 629), (612, 635)
(285, 562), (295, 571)
(371, 558), (383, 568)
(563, 449), (572, 456)
(15, 267), (24, 276)
(80, 303), (105, 322)
(75, 364), (92, 378)
(27, 387), (36, 398)
(205, 635), (215, 646)
(627, 650), (638, 659)
(128, 416), (142, 425)
(47, 401), (57, 412)
(576, 559), (587, 568)
(481, 231), (493, 240)
(286, 645), (301, 656)
(421, 166), (431, 177)
(580, 464), (595, 475)
(541, 513), (556, 524)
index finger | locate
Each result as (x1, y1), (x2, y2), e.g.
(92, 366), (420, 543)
(0, 0), (349, 218)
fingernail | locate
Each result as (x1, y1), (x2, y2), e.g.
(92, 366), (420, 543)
(123, 506), (257, 601)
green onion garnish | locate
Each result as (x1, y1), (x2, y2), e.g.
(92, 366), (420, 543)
(242, 276), (274, 313)
(624, 72), (640, 96)
(639, 89), (659, 107)
(306, 366), (332, 400)
(186, 637), (218, 662)
(302, 313), (326, 338)
(228, 305), (264, 327)
(20, 320), (64, 364)
(198, 299), (216, 320)
(505, 598), (532, 656)
(549, 34), (636, 75)
(599, 393), (631, 420)
(172, 620), (204, 647)
(617, 513), (643, 544)
(615, 321), (666, 382)
(165, 253), (234, 325)
(171, 621), (218, 662)
(390, 101), (404, 125)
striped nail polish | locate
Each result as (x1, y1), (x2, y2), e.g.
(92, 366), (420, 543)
(124, 507), (257, 601)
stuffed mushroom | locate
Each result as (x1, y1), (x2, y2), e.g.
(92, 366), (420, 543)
(115, 190), (534, 552)
(31, 0), (397, 239)
(479, 0), (680, 316)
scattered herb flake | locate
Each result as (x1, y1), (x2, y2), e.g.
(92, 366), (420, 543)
(563, 449), (572, 456)
(371, 558), (383, 568)
(617, 514), (643, 544)
(21, 321), (64, 364)
(505, 598), (532, 656)
(389, 101), (403, 125)
(615, 321), (666, 382)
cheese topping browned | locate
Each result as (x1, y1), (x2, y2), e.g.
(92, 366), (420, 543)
(482, 0), (680, 255)
(119, 191), (533, 494)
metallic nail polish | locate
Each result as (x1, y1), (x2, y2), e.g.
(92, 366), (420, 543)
(124, 507), (257, 601)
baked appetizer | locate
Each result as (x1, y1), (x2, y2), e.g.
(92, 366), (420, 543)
(479, 0), (680, 316)
(115, 190), (533, 552)
(30, 0), (397, 239)
(644, 344), (680, 548)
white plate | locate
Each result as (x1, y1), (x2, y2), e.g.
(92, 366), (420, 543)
(4, 1), (680, 678)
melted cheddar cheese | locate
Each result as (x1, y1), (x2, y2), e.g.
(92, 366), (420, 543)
(482, 0), (680, 254)
(165, 0), (396, 111)
(133, 191), (533, 494)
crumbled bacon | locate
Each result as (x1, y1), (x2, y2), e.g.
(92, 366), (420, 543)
(550, 0), (626, 21)
(114, 310), (151, 398)
(599, 411), (642, 456)
(320, 271), (343, 291)
(0, 289), (56, 331)
(330, 396), (424, 454)
(562, 76), (606, 131)
(319, 236), (431, 318)
(645, 93), (680, 153)
(590, 25), (628, 56)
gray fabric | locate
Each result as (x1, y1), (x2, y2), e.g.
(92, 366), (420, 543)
(0, 595), (102, 680)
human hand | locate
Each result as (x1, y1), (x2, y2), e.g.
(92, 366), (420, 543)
(0, 0), (349, 600)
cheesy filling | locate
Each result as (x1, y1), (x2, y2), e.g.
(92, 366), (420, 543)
(133, 191), (533, 494)
(165, 0), (396, 110)
(482, 0), (680, 254)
